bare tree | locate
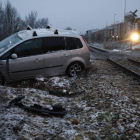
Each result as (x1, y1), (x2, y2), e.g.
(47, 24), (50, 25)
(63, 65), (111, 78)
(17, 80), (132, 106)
(36, 18), (49, 28)
(0, 3), (4, 40)
(0, 1), (50, 41)
(65, 27), (72, 30)
(25, 11), (49, 29)
(25, 11), (38, 28)
(3, 1), (23, 38)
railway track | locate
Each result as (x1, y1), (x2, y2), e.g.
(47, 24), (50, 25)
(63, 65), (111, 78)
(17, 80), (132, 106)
(108, 58), (140, 80)
(90, 45), (109, 60)
(89, 45), (140, 80)
(90, 46), (108, 53)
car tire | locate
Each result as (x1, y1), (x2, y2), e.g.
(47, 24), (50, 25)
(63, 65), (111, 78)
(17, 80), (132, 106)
(66, 62), (83, 77)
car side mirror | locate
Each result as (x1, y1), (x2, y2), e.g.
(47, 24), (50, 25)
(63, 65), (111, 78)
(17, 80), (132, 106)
(11, 53), (17, 59)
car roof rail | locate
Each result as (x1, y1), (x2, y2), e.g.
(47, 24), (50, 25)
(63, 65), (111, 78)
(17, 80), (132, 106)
(27, 25), (33, 30)
(33, 31), (37, 36)
(46, 26), (59, 34)
(54, 29), (58, 34)
(46, 26), (51, 29)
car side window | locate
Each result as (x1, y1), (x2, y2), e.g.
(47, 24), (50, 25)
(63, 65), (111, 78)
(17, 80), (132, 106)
(0, 50), (12, 60)
(13, 38), (42, 58)
(66, 37), (83, 50)
(43, 37), (65, 53)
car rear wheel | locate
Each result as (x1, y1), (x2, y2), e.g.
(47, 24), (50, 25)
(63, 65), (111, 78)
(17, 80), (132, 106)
(67, 62), (83, 77)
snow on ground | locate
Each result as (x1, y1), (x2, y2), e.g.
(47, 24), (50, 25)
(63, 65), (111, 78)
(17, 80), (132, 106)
(36, 78), (45, 82)
(105, 41), (131, 51)
(89, 42), (104, 49)
(90, 53), (97, 59)
(90, 41), (135, 51)
(0, 60), (140, 139)
(90, 41), (140, 54)
(132, 43), (140, 50)
(50, 77), (70, 87)
(112, 49), (121, 52)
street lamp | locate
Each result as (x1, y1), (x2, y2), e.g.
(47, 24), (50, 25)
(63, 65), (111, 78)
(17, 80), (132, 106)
(131, 33), (139, 41)
(114, 14), (116, 24)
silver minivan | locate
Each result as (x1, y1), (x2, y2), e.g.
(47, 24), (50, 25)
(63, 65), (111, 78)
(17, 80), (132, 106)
(0, 28), (91, 84)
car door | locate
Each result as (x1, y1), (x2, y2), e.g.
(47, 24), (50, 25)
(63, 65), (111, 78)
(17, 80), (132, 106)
(8, 38), (44, 79)
(43, 37), (71, 76)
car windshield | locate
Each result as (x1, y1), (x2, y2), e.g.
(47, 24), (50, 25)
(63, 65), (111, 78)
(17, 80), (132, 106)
(0, 33), (21, 54)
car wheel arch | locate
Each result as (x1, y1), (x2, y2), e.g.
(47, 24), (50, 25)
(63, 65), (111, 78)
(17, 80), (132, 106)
(66, 61), (85, 76)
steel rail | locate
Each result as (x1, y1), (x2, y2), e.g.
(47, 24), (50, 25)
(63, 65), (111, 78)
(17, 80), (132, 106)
(90, 46), (140, 79)
(128, 58), (140, 65)
(107, 58), (140, 79)
(89, 45), (108, 52)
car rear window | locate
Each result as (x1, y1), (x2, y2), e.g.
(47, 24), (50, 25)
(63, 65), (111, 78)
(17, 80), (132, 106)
(66, 37), (83, 50)
(43, 37), (65, 53)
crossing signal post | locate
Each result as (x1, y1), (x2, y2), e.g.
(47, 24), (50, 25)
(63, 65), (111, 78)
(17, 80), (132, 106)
(104, 32), (107, 47)
(124, 9), (140, 48)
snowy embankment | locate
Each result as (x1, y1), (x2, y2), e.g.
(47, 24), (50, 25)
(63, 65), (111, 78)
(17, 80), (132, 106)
(89, 42), (104, 49)
(90, 41), (140, 52)
(132, 43), (140, 50)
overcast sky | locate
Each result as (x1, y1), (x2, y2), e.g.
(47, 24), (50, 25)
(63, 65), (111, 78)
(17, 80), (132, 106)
(0, 0), (140, 33)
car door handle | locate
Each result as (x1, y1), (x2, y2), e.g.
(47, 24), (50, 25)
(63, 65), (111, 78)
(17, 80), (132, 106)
(34, 58), (41, 62)
(61, 54), (68, 57)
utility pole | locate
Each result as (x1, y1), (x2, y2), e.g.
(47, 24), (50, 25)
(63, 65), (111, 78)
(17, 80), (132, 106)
(114, 14), (116, 24)
(124, 0), (126, 20)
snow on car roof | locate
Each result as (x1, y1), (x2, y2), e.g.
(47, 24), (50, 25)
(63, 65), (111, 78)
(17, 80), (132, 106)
(18, 29), (80, 40)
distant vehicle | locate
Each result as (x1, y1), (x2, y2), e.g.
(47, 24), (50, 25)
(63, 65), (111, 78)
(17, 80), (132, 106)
(0, 27), (91, 84)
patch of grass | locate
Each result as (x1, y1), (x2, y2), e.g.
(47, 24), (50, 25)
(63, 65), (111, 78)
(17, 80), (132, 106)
(43, 98), (53, 102)
(81, 95), (95, 101)
(96, 112), (110, 122)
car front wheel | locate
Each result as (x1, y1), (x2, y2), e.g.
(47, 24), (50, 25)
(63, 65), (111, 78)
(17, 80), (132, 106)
(67, 62), (83, 77)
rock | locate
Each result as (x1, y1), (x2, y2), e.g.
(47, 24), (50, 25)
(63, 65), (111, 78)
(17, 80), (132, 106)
(128, 130), (133, 136)
(19, 136), (28, 140)
(112, 119), (117, 124)
(74, 134), (84, 140)
(62, 89), (67, 93)
(119, 119), (123, 123)
(137, 111), (140, 115)
(118, 124), (125, 132)
(134, 133), (140, 139)
(72, 119), (79, 125)
(129, 123), (135, 129)
(135, 98), (140, 101)
(100, 135), (106, 138)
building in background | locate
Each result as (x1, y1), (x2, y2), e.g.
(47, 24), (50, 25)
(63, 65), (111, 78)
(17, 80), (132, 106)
(86, 17), (140, 42)
(85, 29), (99, 42)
